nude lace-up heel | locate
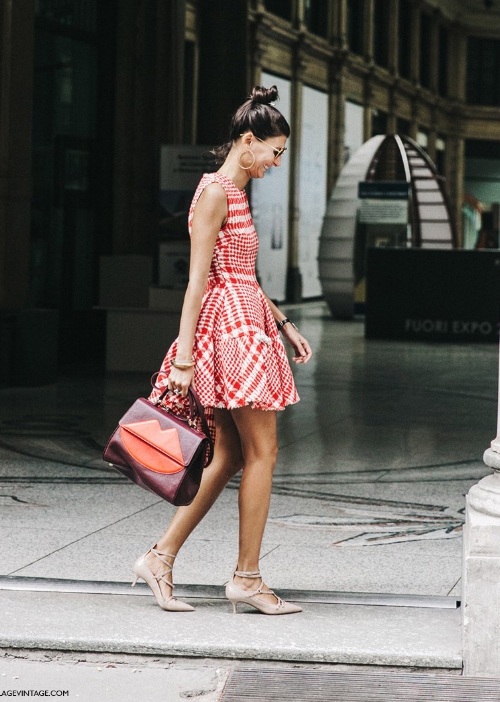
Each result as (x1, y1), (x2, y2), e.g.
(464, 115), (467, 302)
(225, 570), (302, 615)
(132, 546), (194, 612)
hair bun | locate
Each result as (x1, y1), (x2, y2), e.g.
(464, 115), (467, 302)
(249, 85), (279, 105)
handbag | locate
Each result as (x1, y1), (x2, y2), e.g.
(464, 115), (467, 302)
(103, 380), (214, 506)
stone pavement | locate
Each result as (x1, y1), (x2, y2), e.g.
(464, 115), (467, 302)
(0, 303), (497, 670)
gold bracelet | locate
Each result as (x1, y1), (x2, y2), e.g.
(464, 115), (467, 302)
(171, 358), (194, 370)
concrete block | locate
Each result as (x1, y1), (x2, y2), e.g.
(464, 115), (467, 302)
(158, 241), (190, 289)
(463, 476), (500, 677)
(148, 286), (185, 312)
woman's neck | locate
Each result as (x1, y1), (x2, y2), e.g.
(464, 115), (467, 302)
(217, 150), (250, 190)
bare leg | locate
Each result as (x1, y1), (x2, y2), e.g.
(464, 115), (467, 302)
(229, 406), (279, 606)
(145, 408), (243, 599)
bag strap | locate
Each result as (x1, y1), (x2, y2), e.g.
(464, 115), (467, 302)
(151, 373), (214, 467)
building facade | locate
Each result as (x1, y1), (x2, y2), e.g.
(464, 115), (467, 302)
(0, 0), (499, 371)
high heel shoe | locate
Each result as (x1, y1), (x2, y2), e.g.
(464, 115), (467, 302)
(225, 570), (302, 615)
(132, 546), (194, 612)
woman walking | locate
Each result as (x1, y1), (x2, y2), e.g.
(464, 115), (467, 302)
(134, 85), (312, 615)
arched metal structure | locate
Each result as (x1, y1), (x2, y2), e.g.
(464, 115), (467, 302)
(318, 134), (457, 318)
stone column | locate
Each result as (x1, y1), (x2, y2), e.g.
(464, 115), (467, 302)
(387, 0), (399, 75)
(328, 56), (347, 196)
(331, 0), (347, 49)
(112, 0), (186, 257)
(410, 2), (421, 85)
(463, 354), (500, 677)
(427, 122), (437, 164)
(197, 0), (248, 147)
(286, 42), (305, 303)
(249, 18), (263, 89)
(363, 73), (374, 142)
(445, 132), (464, 247)
(0, 0), (34, 309)
(363, 0), (374, 64)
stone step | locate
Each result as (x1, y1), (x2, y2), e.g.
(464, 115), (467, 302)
(0, 588), (462, 668)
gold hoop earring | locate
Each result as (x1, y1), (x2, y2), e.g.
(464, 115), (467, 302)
(238, 149), (256, 170)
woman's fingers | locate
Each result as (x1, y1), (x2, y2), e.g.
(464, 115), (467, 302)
(168, 367), (195, 397)
(292, 335), (312, 363)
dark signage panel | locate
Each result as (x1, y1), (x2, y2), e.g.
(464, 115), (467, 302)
(365, 249), (500, 343)
(358, 181), (410, 200)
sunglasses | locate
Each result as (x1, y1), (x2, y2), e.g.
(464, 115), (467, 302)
(241, 133), (287, 159)
(254, 135), (287, 159)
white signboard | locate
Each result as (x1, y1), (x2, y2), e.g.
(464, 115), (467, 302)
(360, 199), (409, 224)
(252, 72), (291, 302)
(298, 86), (329, 298)
(160, 145), (214, 217)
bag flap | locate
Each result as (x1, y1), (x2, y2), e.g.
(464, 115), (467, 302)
(120, 419), (183, 466)
(119, 398), (205, 465)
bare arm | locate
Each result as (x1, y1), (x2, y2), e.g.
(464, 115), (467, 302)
(261, 290), (312, 364)
(167, 183), (228, 396)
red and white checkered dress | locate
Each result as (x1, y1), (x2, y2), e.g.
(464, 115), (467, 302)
(149, 172), (299, 439)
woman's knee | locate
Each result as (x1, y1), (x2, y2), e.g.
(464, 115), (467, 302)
(243, 442), (278, 471)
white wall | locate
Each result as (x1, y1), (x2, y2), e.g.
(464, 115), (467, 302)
(344, 100), (364, 164)
(298, 85), (329, 298)
(252, 72), (291, 301)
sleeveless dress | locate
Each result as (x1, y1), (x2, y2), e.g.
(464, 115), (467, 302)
(149, 172), (299, 439)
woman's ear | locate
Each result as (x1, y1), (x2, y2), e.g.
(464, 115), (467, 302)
(241, 131), (253, 147)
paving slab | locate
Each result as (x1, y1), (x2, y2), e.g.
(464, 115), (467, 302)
(0, 652), (228, 702)
(0, 589), (462, 668)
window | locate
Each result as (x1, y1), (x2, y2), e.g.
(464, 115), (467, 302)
(263, 0), (291, 21)
(373, 0), (390, 68)
(419, 12), (432, 89)
(467, 37), (500, 106)
(438, 26), (448, 97)
(436, 136), (446, 175)
(397, 118), (411, 136)
(35, 0), (96, 34)
(398, 0), (412, 79)
(466, 139), (500, 159)
(417, 129), (429, 152)
(372, 110), (387, 136)
(347, 0), (364, 55)
(304, 0), (328, 38)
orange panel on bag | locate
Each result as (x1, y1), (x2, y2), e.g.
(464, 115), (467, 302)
(120, 421), (184, 474)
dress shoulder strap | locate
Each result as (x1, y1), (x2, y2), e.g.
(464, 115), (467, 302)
(188, 173), (243, 232)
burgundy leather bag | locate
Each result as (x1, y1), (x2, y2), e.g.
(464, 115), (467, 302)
(103, 385), (214, 506)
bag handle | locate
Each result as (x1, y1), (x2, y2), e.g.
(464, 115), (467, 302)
(151, 373), (214, 467)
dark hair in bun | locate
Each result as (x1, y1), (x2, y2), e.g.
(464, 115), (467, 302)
(212, 85), (290, 164)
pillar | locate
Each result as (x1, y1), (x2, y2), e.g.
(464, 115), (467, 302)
(328, 58), (347, 196)
(463, 348), (500, 677)
(363, 0), (374, 64)
(0, 0), (34, 310)
(331, 0), (347, 49)
(112, 0), (186, 257)
(363, 74), (374, 142)
(387, 0), (399, 75)
(197, 0), (248, 147)
(446, 133), (464, 247)
(429, 11), (440, 95)
(410, 2), (421, 85)
(286, 44), (305, 303)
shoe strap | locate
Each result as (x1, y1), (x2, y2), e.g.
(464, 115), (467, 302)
(234, 573), (285, 608)
(150, 548), (176, 589)
(234, 570), (261, 578)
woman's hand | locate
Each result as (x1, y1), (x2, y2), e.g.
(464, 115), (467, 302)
(280, 324), (312, 364)
(167, 366), (195, 398)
